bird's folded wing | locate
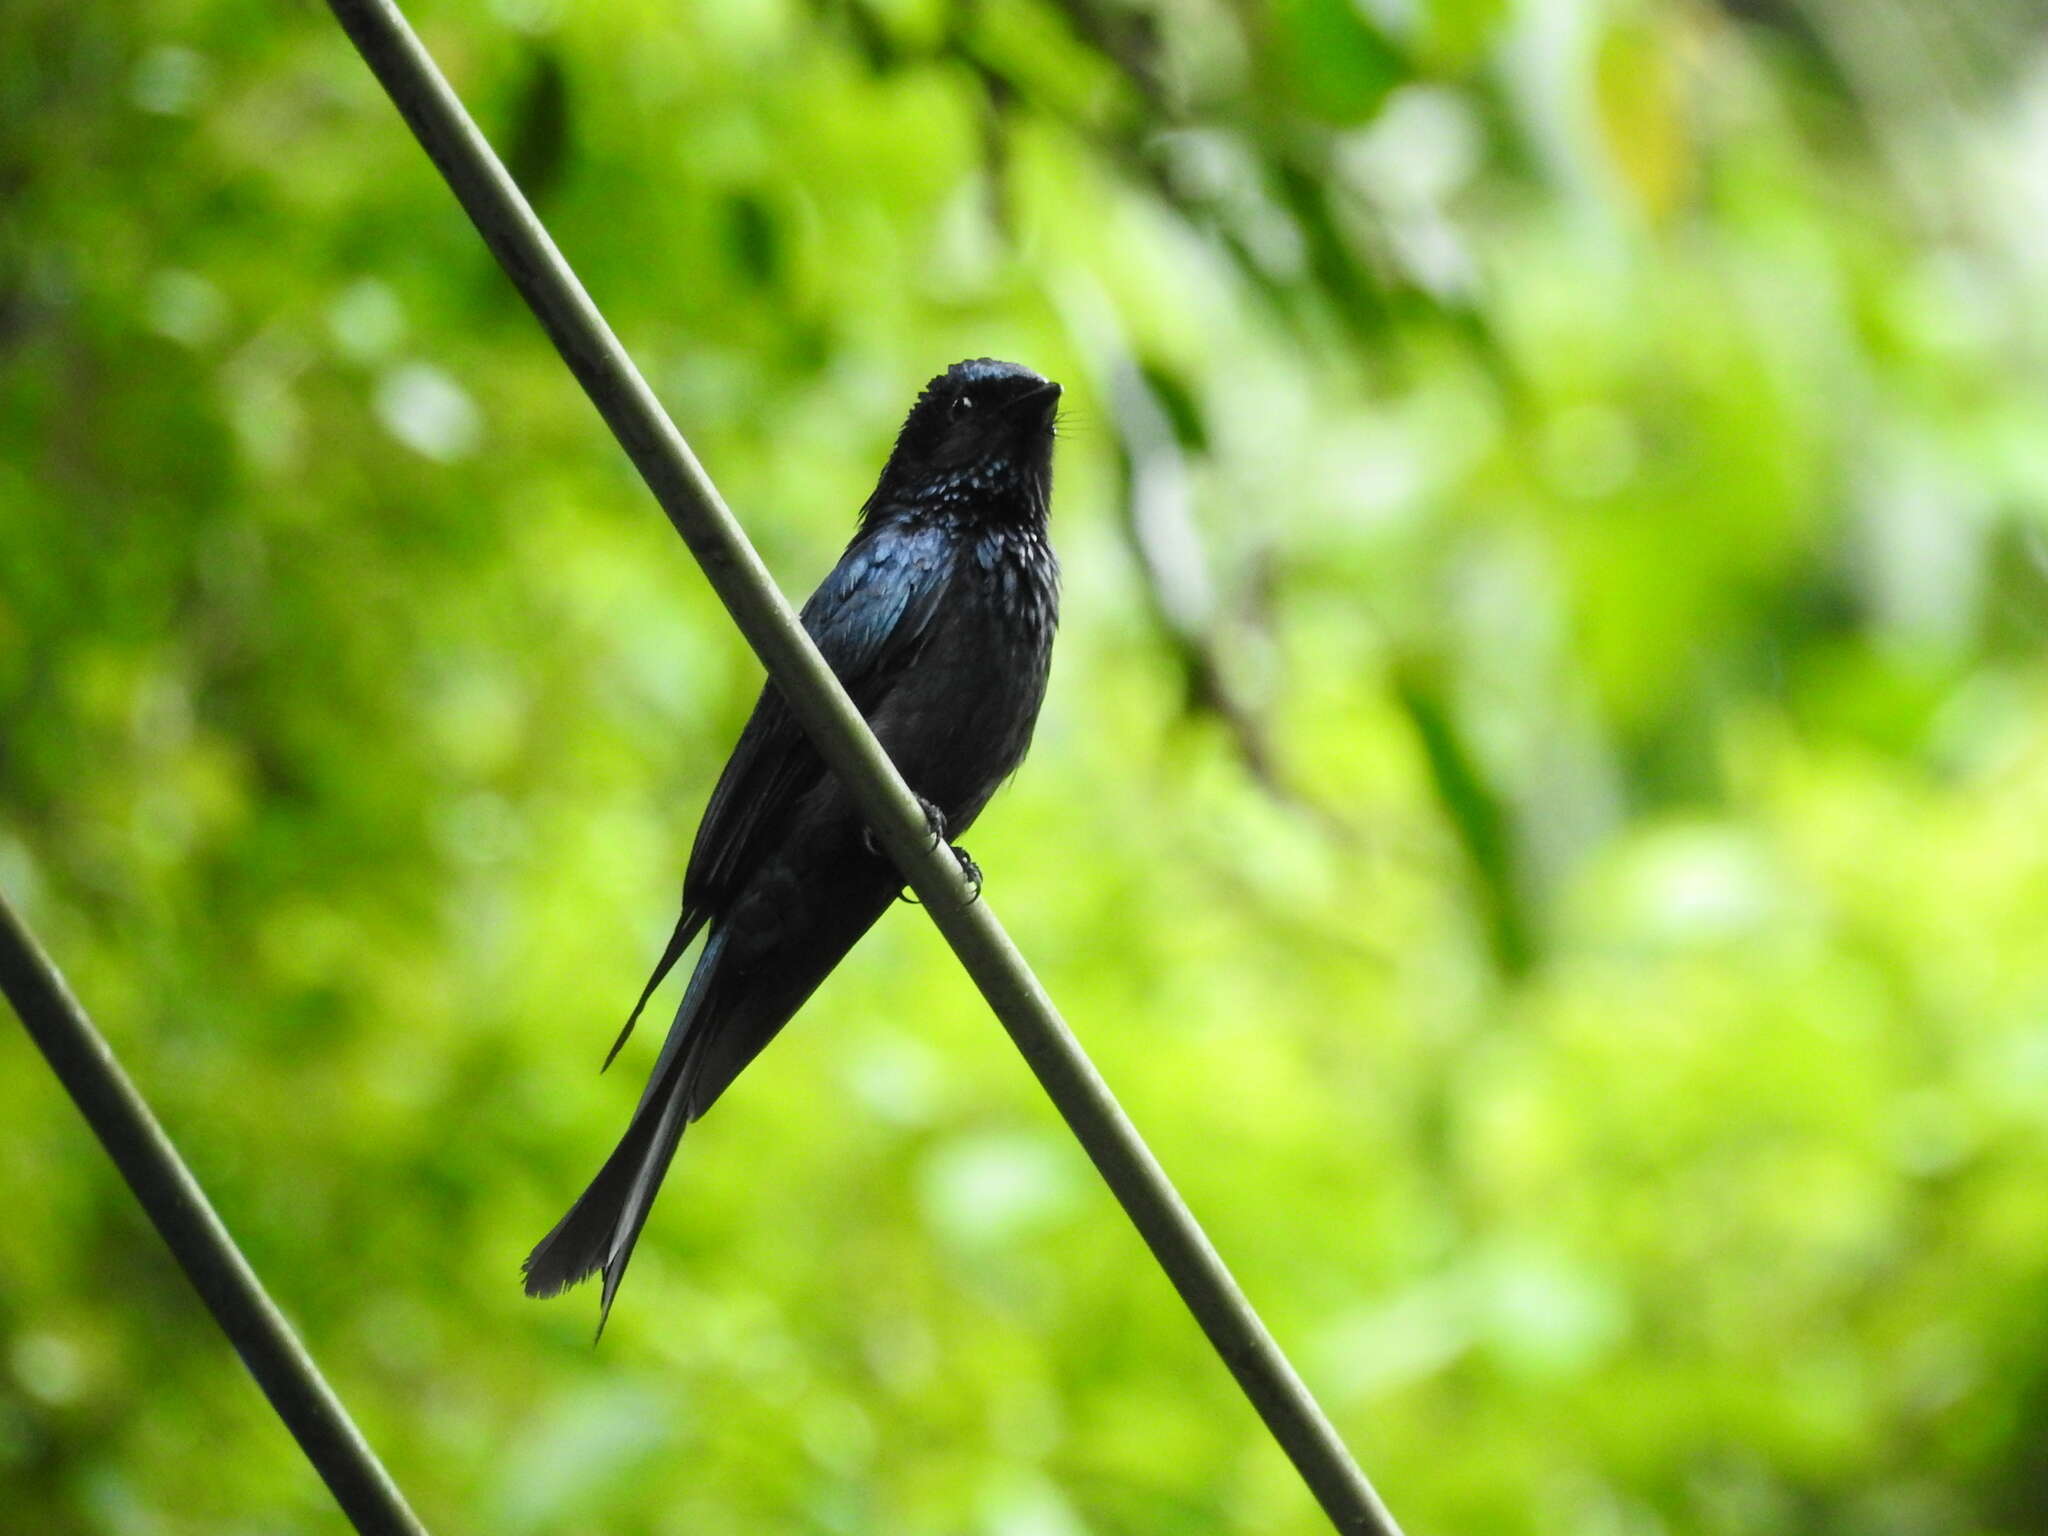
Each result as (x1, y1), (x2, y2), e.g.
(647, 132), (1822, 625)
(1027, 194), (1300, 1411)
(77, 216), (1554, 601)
(682, 517), (954, 906)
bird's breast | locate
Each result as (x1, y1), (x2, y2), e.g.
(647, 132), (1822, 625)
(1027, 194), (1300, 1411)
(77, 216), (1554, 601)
(870, 525), (1057, 831)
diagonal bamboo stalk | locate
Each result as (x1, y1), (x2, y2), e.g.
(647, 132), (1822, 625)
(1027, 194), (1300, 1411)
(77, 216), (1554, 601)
(0, 893), (429, 1536)
(318, 3), (1406, 1530)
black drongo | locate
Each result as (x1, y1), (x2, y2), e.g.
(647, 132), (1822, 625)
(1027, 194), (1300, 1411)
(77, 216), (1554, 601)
(524, 358), (1062, 1325)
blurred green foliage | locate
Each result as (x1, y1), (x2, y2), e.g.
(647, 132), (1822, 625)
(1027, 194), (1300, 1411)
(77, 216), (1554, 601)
(8, 0), (2048, 1531)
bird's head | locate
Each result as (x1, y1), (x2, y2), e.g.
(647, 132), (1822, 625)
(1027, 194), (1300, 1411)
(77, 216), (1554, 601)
(867, 358), (1061, 524)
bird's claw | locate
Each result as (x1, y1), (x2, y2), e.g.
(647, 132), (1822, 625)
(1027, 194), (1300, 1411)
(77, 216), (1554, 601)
(870, 797), (960, 903)
(873, 798), (982, 906)
(895, 845), (981, 905)
(952, 845), (983, 904)
(916, 796), (947, 850)
(864, 796), (947, 862)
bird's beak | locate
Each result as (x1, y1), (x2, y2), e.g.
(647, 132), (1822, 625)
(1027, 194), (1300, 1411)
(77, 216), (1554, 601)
(1008, 379), (1063, 416)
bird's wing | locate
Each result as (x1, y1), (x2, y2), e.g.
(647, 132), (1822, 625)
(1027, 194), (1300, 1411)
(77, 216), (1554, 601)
(606, 522), (950, 1066)
(684, 518), (954, 905)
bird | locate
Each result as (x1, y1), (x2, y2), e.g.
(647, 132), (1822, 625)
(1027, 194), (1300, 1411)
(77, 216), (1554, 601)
(523, 358), (1063, 1327)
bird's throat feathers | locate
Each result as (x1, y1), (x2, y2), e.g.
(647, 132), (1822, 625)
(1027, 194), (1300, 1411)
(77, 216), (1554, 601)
(862, 455), (1052, 534)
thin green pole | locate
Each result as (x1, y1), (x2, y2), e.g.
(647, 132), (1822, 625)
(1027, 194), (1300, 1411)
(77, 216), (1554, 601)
(0, 892), (429, 1536)
(319, 3), (1406, 1531)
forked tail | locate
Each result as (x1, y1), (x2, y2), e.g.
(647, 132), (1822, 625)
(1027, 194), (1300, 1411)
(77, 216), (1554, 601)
(522, 929), (726, 1333)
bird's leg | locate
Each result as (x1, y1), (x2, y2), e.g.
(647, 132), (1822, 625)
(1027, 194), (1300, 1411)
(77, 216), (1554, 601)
(899, 844), (982, 904)
(916, 796), (947, 850)
(864, 799), (979, 904)
(867, 797), (946, 902)
(863, 796), (947, 862)
(950, 846), (983, 904)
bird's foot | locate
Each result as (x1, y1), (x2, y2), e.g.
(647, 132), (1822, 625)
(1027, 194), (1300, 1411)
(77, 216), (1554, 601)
(951, 845), (983, 904)
(863, 796), (948, 862)
(899, 844), (981, 905)
(864, 800), (981, 906)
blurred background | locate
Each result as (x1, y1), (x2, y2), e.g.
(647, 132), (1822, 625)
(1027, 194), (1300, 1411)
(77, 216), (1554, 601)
(7, 0), (2048, 1531)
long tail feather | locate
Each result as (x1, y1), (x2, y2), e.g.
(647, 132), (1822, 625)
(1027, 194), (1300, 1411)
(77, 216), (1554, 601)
(603, 907), (707, 1070)
(519, 1083), (688, 1322)
(524, 929), (726, 1330)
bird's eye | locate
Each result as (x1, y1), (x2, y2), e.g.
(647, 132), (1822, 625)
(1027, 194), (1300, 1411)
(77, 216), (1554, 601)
(951, 394), (974, 418)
